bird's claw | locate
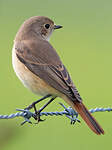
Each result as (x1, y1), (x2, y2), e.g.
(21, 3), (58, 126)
(32, 111), (46, 123)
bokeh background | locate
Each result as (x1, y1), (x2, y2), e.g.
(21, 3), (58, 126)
(0, 0), (112, 149)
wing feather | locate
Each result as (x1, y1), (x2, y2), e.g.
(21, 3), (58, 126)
(15, 39), (82, 102)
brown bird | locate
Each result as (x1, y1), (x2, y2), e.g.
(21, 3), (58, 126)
(12, 16), (104, 135)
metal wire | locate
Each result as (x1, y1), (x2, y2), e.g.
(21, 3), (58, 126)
(0, 103), (111, 125)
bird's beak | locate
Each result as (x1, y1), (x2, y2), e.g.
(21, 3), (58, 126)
(54, 25), (63, 30)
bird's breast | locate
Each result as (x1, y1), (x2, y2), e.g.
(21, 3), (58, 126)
(12, 46), (60, 97)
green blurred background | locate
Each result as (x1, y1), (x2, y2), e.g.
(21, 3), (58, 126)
(0, 0), (112, 149)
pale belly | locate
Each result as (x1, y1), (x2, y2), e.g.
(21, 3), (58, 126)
(12, 47), (60, 97)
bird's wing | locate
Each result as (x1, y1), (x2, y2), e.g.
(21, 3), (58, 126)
(15, 39), (82, 102)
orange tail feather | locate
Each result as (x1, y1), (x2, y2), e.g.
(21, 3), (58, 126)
(73, 102), (104, 135)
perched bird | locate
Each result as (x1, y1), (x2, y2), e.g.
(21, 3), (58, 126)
(12, 16), (104, 135)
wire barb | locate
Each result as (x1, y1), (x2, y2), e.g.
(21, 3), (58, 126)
(0, 104), (112, 125)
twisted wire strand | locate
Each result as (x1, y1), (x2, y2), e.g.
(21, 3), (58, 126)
(0, 112), (26, 119)
(0, 103), (111, 125)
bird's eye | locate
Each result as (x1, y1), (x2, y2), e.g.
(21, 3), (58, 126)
(45, 24), (50, 29)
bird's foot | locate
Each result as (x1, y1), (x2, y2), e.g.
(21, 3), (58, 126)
(32, 110), (45, 124)
(24, 96), (55, 124)
(24, 101), (44, 123)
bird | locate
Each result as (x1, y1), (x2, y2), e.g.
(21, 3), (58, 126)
(12, 16), (104, 135)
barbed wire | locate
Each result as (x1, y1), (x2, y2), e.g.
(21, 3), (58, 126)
(0, 103), (112, 125)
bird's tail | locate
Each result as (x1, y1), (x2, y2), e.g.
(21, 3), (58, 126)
(73, 102), (104, 135)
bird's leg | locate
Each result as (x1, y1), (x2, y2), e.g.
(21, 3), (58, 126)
(33, 97), (56, 122)
(25, 94), (51, 112)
